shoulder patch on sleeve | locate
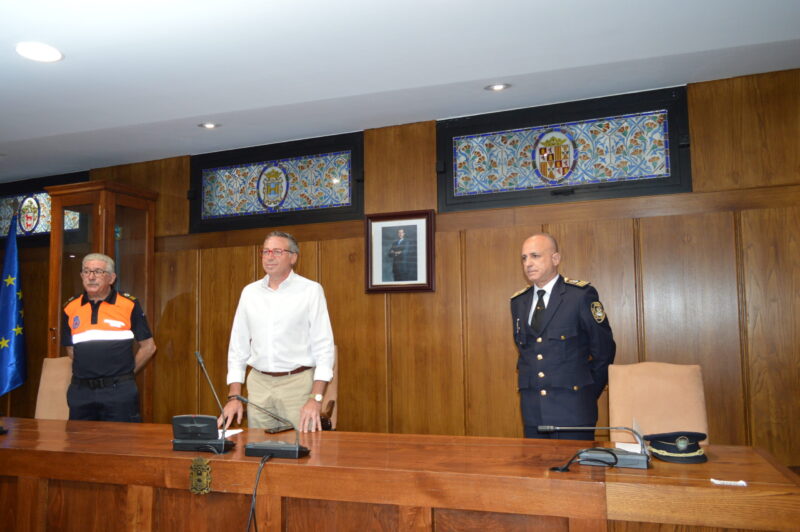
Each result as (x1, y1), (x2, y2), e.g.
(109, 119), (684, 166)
(563, 277), (591, 288)
(510, 286), (532, 299)
(63, 295), (77, 307)
(591, 301), (607, 323)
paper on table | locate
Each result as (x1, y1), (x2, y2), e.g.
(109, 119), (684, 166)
(219, 429), (243, 438)
(615, 442), (642, 453)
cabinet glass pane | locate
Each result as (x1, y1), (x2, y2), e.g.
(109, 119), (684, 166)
(114, 205), (147, 304)
(61, 204), (94, 304)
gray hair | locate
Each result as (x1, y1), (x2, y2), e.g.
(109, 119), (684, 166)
(82, 253), (115, 273)
(265, 231), (299, 254)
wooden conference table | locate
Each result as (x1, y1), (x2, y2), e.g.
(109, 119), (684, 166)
(1, 417), (798, 531)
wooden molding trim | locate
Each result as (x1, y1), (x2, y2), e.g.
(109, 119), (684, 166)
(156, 184), (800, 252)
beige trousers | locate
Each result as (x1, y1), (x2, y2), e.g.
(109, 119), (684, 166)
(245, 368), (312, 429)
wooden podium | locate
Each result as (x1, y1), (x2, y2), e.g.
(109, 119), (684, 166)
(1, 417), (798, 531)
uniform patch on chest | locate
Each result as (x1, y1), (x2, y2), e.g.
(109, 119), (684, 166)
(591, 301), (606, 323)
(72, 316), (80, 329)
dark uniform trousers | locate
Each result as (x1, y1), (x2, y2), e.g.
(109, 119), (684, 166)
(511, 276), (615, 440)
(67, 378), (141, 422)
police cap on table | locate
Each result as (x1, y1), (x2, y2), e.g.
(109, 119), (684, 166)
(644, 431), (708, 463)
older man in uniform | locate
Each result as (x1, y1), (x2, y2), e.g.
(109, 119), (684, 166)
(62, 253), (156, 422)
(510, 233), (615, 440)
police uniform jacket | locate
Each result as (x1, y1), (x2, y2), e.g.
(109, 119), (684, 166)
(510, 275), (615, 428)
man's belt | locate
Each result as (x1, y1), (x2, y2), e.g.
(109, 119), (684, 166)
(71, 373), (135, 389)
(256, 366), (312, 377)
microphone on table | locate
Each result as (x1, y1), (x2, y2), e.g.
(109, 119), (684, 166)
(233, 395), (310, 459)
(537, 425), (650, 470)
(196, 351), (234, 453)
(170, 351), (235, 454)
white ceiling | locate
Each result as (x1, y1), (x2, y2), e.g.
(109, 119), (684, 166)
(1, 0), (799, 185)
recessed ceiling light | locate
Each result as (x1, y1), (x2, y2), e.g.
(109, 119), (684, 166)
(484, 83), (511, 92)
(16, 41), (64, 63)
(198, 122), (220, 129)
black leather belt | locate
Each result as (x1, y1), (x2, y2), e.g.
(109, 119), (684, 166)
(256, 366), (312, 377)
(71, 373), (135, 389)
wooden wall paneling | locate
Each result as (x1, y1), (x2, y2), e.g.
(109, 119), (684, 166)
(740, 206), (800, 466)
(46, 480), (127, 532)
(284, 498), (401, 531)
(435, 508), (568, 531)
(320, 236), (389, 433)
(125, 485), (154, 532)
(548, 220), (639, 365)
(10, 249), (50, 418)
(689, 69), (800, 192)
(152, 249), (199, 423)
(156, 220), (364, 254)
(14, 476), (48, 532)
(154, 489), (251, 531)
(0, 477), (15, 528)
(364, 121), (437, 214)
(463, 225), (536, 438)
(390, 231), (465, 435)
(399, 506), (433, 530)
(198, 245), (257, 417)
(548, 220), (639, 436)
(294, 240), (319, 281)
(639, 212), (746, 445)
(90, 156), (190, 237)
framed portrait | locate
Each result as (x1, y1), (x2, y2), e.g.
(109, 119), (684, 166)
(365, 210), (435, 293)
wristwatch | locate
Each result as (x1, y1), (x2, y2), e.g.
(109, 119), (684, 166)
(310, 393), (323, 402)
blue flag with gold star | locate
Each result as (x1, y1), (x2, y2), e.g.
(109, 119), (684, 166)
(1, 215), (26, 396)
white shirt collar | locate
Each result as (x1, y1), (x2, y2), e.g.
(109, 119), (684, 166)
(261, 270), (295, 291)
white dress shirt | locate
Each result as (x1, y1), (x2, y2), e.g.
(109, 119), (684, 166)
(527, 274), (560, 325)
(226, 271), (335, 384)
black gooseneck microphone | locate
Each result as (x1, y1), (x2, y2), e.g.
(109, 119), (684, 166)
(234, 395), (310, 459)
(195, 351), (232, 454)
(170, 352), (235, 453)
(537, 425), (650, 470)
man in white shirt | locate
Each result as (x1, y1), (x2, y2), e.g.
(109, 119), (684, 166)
(219, 231), (335, 432)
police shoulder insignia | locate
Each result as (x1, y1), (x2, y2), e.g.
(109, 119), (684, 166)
(564, 277), (590, 288)
(63, 295), (76, 307)
(122, 292), (137, 300)
(510, 286), (532, 299)
(591, 301), (606, 323)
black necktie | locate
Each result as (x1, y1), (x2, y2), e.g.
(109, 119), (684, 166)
(531, 289), (546, 331)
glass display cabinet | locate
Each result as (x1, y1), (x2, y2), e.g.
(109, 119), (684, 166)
(44, 180), (157, 420)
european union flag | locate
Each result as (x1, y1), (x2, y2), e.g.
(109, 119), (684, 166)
(1, 215), (26, 396)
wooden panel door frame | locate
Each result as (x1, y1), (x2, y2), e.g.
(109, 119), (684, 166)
(46, 189), (104, 358)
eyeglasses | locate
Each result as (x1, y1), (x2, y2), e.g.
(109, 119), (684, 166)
(261, 248), (294, 257)
(80, 268), (111, 277)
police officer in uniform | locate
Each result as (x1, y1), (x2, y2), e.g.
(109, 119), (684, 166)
(62, 253), (156, 422)
(511, 233), (615, 440)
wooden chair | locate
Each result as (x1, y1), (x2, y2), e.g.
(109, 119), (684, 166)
(608, 362), (708, 444)
(34, 357), (72, 420)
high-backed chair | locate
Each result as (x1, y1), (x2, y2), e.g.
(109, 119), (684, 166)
(608, 362), (708, 444)
(34, 356), (73, 420)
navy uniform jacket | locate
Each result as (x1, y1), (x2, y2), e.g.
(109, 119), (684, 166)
(510, 275), (615, 430)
